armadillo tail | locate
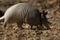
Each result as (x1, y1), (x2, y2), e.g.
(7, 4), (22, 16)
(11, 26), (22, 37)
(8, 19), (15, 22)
(0, 16), (4, 22)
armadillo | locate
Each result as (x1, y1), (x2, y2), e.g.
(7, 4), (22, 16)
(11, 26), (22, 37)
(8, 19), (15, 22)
(0, 3), (42, 29)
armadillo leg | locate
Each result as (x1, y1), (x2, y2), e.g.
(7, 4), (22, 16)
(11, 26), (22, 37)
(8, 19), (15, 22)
(24, 17), (28, 24)
(17, 21), (23, 29)
(3, 21), (7, 28)
(31, 25), (33, 29)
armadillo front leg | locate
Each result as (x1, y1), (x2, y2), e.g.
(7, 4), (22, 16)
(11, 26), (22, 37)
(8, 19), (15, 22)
(17, 21), (23, 29)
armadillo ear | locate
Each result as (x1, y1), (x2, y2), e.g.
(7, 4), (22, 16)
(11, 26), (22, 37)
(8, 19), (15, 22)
(45, 9), (49, 15)
(42, 10), (48, 15)
(45, 11), (48, 15)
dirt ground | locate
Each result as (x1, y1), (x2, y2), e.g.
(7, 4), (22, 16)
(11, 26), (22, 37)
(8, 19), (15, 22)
(0, 22), (60, 40)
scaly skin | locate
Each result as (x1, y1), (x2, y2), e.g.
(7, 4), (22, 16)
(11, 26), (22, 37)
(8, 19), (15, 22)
(0, 3), (42, 29)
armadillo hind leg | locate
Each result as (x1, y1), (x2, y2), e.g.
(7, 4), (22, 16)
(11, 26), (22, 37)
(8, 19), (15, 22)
(3, 21), (7, 28)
